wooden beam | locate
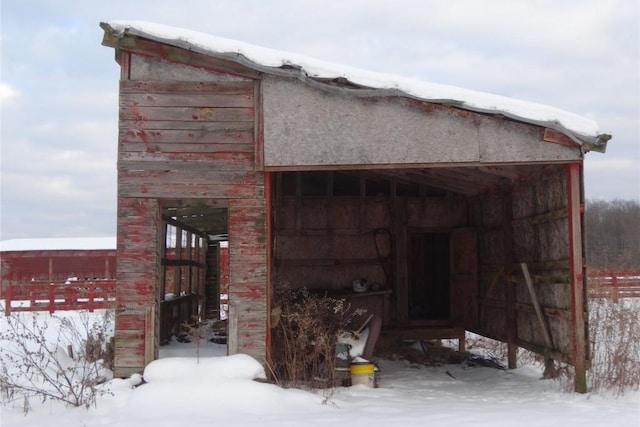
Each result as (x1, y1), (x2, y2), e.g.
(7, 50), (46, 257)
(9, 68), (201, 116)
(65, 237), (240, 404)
(504, 192), (518, 370)
(394, 198), (408, 323)
(108, 33), (260, 79)
(161, 259), (205, 268)
(161, 215), (210, 239)
(567, 162), (588, 393)
(520, 263), (554, 349)
(543, 128), (579, 148)
(254, 80), (264, 171)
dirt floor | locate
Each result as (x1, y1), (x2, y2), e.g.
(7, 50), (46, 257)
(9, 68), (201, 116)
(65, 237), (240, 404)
(376, 340), (505, 370)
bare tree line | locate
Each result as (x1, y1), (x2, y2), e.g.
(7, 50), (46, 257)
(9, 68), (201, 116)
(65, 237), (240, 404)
(585, 199), (640, 269)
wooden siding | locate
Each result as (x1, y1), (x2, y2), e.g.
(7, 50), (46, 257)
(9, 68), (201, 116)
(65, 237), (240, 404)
(473, 164), (584, 368)
(114, 62), (268, 375)
(114, 197), (159, 375)
(273, 171), (469, 328)
(228, 197), (269, 359)
(100, 29), (596, 394)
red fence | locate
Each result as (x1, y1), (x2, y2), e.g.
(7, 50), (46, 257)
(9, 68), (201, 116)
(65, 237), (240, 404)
(2, 280), (116, 315)
(588, 269), (640, 300)
(1, 270), (639, 316)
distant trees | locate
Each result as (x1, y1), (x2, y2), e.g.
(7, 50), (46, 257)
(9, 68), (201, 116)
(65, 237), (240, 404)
(585, 199), (640, 269)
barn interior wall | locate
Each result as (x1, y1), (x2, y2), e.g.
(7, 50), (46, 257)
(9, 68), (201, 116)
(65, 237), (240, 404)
(273, 171), (469, 326)
(474, 164), (576, 364)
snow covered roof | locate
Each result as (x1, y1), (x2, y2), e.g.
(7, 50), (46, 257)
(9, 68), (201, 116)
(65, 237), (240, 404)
(0, 237), (116, 252)
(101, 21), (610, 151)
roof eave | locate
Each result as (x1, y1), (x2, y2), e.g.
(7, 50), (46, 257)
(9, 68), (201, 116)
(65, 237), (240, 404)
(99, 21), (611, 154)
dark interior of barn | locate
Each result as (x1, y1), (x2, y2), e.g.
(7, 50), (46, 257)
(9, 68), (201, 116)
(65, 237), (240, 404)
(157, 160), (573, 347)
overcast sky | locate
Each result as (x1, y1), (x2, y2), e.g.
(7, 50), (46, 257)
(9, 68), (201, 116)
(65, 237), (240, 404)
(1, 0), (638, 241)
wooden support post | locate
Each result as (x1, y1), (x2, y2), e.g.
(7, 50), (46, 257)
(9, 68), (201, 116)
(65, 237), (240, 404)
(359, 173), (366, 234)
(504, 193), (518, 369)
(295, 172), (302, 234)
(88, 283), (95, 312)
(174, 228), (183, 296)
(144, 305), (156, 366)
(186, 231), (193, 294)
(159, 222), (168, 301)
(394, 198), (408, 323)
(48, 285), (56, 314)
(4, 285), (12, 315)
(567, 163), (588, 393)
(265, 171), (274, 366)
(228, 300), (238, 355)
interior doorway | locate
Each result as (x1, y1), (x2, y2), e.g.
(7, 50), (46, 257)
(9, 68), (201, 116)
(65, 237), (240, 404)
(158, 201), (229, 344)
(408, 232), (451, 321)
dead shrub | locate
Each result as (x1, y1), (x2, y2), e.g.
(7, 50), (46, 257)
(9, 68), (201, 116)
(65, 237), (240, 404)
(587, 297), (640, 395)
(464, 295), (640, 395)
(0, 309), (114, 412)
(268, 284), (365, 389)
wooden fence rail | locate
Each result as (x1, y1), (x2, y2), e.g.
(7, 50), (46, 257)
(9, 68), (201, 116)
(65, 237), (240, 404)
(2, 270), (639, 316)
(588, 269), (640, 300)
(2, 280), (116, 315)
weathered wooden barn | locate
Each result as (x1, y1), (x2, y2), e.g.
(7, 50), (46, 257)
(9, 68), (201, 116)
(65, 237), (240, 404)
(101, 21), (610, 392)
(0, 237), (116, 291)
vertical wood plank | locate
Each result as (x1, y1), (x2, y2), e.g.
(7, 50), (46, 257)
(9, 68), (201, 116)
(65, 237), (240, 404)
(114, 197), (159, 377)
(264, 172), (273, 365)
(228, 300), (238, 355)
(174, 228), (183, 296)
(503, 192), (518, 370)
(145, 305), (156, 366)
(254, 80), (264, 171)
(394, 198), (408, 323)
(567, 162), (588, 393)
(450, 228), (478, 330)
(120, 51), (131, 80)
(159, 223), (167, 299)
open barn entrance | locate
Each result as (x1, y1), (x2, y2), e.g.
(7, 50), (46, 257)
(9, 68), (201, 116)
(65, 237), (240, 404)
(271, 163), (585, 378)
(159, 201), (228, 345)
(408, 232), (451, 322)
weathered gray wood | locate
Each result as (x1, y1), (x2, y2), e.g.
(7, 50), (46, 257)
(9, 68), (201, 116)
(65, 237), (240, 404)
(121, 93), (254, 108)
(451, 228), (478, 330)
(520, 263), (554, 350)
(120, 106), (254, 122)
(120, 128), (254, 146)
(119, 152), (255, 171)
(567, 163), (588, 393)
(124, 44), (259, 80)
(120, 80), (254, 94)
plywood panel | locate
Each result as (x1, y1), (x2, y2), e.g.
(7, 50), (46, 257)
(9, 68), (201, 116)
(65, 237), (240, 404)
(262, 77), (582, 167)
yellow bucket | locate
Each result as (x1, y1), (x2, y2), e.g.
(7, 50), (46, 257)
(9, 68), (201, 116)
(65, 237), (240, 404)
(350, 362), (376, 387)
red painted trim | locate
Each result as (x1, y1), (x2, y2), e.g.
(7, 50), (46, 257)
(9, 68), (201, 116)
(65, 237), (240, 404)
(264, 171), (273, 364)
(567, 162), (587, 392)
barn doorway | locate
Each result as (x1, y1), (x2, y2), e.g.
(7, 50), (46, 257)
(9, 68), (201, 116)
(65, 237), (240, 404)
(408, 232), (451, 322)
(159, 201), (229, 345)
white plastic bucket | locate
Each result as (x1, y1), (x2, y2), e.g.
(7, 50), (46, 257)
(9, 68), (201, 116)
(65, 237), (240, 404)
(350, 362), (376, 387)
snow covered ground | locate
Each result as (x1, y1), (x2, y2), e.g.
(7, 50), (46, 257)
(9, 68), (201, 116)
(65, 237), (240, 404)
(1, 309), (638, 427)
